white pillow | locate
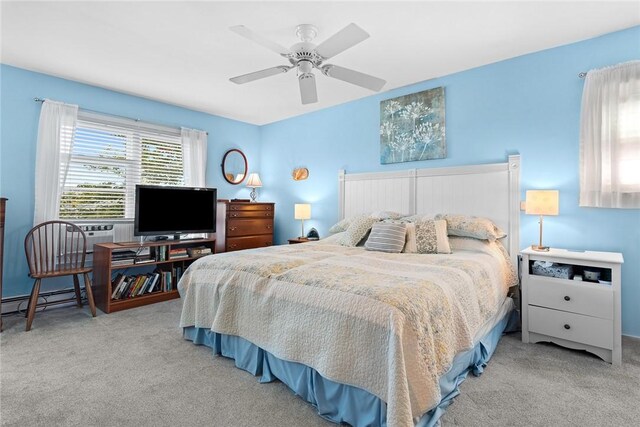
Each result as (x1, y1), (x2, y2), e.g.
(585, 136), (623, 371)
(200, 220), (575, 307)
(340, 216), (379, 247)
(369, 211), (404, 220)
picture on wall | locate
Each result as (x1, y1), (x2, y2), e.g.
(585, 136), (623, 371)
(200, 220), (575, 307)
(379, 87), (446, 164)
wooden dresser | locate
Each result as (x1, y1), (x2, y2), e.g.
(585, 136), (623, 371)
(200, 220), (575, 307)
(216, 201), (275, 252)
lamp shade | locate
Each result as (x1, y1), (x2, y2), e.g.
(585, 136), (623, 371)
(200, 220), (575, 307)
(294, 203), (311, 220)
(525, 190), (559, 215)
(245, 173), (262, 188)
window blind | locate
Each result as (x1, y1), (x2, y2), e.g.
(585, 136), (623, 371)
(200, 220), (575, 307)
(59, 111), (184, 220)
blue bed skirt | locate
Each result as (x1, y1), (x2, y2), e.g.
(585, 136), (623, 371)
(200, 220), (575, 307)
(183, 310), (516, 427)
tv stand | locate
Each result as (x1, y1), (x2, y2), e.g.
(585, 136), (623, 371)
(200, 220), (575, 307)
(93, 238), (215, 313)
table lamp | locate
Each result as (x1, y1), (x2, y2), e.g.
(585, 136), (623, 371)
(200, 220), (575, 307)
(294, 204), (311, 238)
(246, 173), (262, 202)
(525, 190), (559, 251)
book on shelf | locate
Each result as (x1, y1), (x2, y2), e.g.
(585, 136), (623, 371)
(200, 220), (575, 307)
(150, 245), (169, 262)
(112, 258), (135, 266)
(111, 270), (164, 300)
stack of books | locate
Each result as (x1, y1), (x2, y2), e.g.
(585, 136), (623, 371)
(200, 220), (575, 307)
(187, 246), (212, 258)
(169, 248), (189, 259)
(110, 271), (163, 300)
(111, 250), (136, 266)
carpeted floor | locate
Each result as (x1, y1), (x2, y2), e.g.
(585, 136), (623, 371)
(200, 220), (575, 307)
(1, 299), (638, 426)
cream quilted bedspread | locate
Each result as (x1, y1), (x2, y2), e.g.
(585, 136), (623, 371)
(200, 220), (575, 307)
(179, 239), (516, 427)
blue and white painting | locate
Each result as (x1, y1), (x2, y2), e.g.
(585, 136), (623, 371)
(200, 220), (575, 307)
(379, 87), (446, 164)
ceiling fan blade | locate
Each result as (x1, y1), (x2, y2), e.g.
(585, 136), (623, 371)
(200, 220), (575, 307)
(315, 23), (369, 59)
(299, 73), (318, 104)
(230, 25), (291, 57)
(322, 65), (386, 92)
(230, 66), (292, 84)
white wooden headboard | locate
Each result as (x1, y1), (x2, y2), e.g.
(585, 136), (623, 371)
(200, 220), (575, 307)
(338, 155), (521, 264)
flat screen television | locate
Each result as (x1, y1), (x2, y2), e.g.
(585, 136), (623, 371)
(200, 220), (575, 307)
(134, 185), (217, 239)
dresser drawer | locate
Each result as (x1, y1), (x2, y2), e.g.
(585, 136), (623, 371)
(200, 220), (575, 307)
(226, 235), (273, 252)
(528, 305), (613, 349)
(528, 277), (613, 320)
(227, 219), (273, 237)
(227, 210), (274, 219)
(228, 203), (274, 212)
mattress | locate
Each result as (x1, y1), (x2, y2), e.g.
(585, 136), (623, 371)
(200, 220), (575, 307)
(179, 237), (517, 427)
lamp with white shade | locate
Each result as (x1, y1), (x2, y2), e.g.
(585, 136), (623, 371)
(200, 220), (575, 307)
(246, 173), (262, 202)
(294, 204), (311, 238)
(525, 190), (559, 251)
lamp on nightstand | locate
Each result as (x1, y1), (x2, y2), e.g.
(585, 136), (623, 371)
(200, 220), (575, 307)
(525, 190), (559, 251)
(246, 173), (262, 202)
(294, 204), (311, 238)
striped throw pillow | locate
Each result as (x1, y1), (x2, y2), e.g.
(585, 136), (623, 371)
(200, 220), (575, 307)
(364, 222), (407, 253)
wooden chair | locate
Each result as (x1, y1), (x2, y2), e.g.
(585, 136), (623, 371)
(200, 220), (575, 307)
(24, 221), (96, 331)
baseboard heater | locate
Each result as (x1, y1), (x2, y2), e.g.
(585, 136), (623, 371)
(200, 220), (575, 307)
(1, 287), (85, 316)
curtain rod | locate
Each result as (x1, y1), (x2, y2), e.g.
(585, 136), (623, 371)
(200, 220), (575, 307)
(33, 98), (208, 135)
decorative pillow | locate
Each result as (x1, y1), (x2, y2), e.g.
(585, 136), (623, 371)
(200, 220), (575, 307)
(365, 222), (407, 253)
(434, 214), (506, 242)
(408, 218), (452, 254)
(403, 223), (418, 253)
(397, 214), (425, 223)
(369, 211), (404, 220)
(329, 217), (353, 234)
(340, 216), (379, 247)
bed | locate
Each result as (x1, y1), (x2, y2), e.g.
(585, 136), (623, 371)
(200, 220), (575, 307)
(179, 155), (521, 427)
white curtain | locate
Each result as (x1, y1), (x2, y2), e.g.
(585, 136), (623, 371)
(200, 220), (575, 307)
(579, 61), (640, 208)
(34, 99), (78, 225)
(181, 127), (208, 187)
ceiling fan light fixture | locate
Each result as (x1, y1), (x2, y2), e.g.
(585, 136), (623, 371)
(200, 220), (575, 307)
(297, 60), (313, 75)
(295, 24), (318, 42)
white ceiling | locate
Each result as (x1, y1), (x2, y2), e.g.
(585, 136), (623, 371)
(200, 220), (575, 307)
(1, 1), (638, 125)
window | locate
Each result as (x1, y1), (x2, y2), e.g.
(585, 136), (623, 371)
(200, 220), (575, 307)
(59, 111), (184, 220)
(579, 61), (640, 209)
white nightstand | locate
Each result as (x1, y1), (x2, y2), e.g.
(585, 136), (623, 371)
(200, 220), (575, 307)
(521, 247), (623, 365)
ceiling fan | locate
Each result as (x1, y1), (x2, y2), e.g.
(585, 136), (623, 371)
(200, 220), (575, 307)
(229, 23), (387, 104)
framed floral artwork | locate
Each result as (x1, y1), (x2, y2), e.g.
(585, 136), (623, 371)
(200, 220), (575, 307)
(379, 87), (445, 164)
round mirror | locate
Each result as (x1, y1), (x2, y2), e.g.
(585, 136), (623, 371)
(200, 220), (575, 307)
(221, 149), (248, 185)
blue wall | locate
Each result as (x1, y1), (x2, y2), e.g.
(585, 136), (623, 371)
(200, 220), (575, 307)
(259, 27), (640, 336)
(0, 64), (261, 297)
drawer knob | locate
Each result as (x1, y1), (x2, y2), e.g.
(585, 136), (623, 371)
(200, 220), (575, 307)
(564, 324), (571, 330)
(229, 227), (237, 231)
(564, 296), (571, 301)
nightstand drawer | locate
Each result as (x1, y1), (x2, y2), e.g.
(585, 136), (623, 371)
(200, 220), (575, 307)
(528, 277), (613, 320)
(529, 306), (613, 350)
